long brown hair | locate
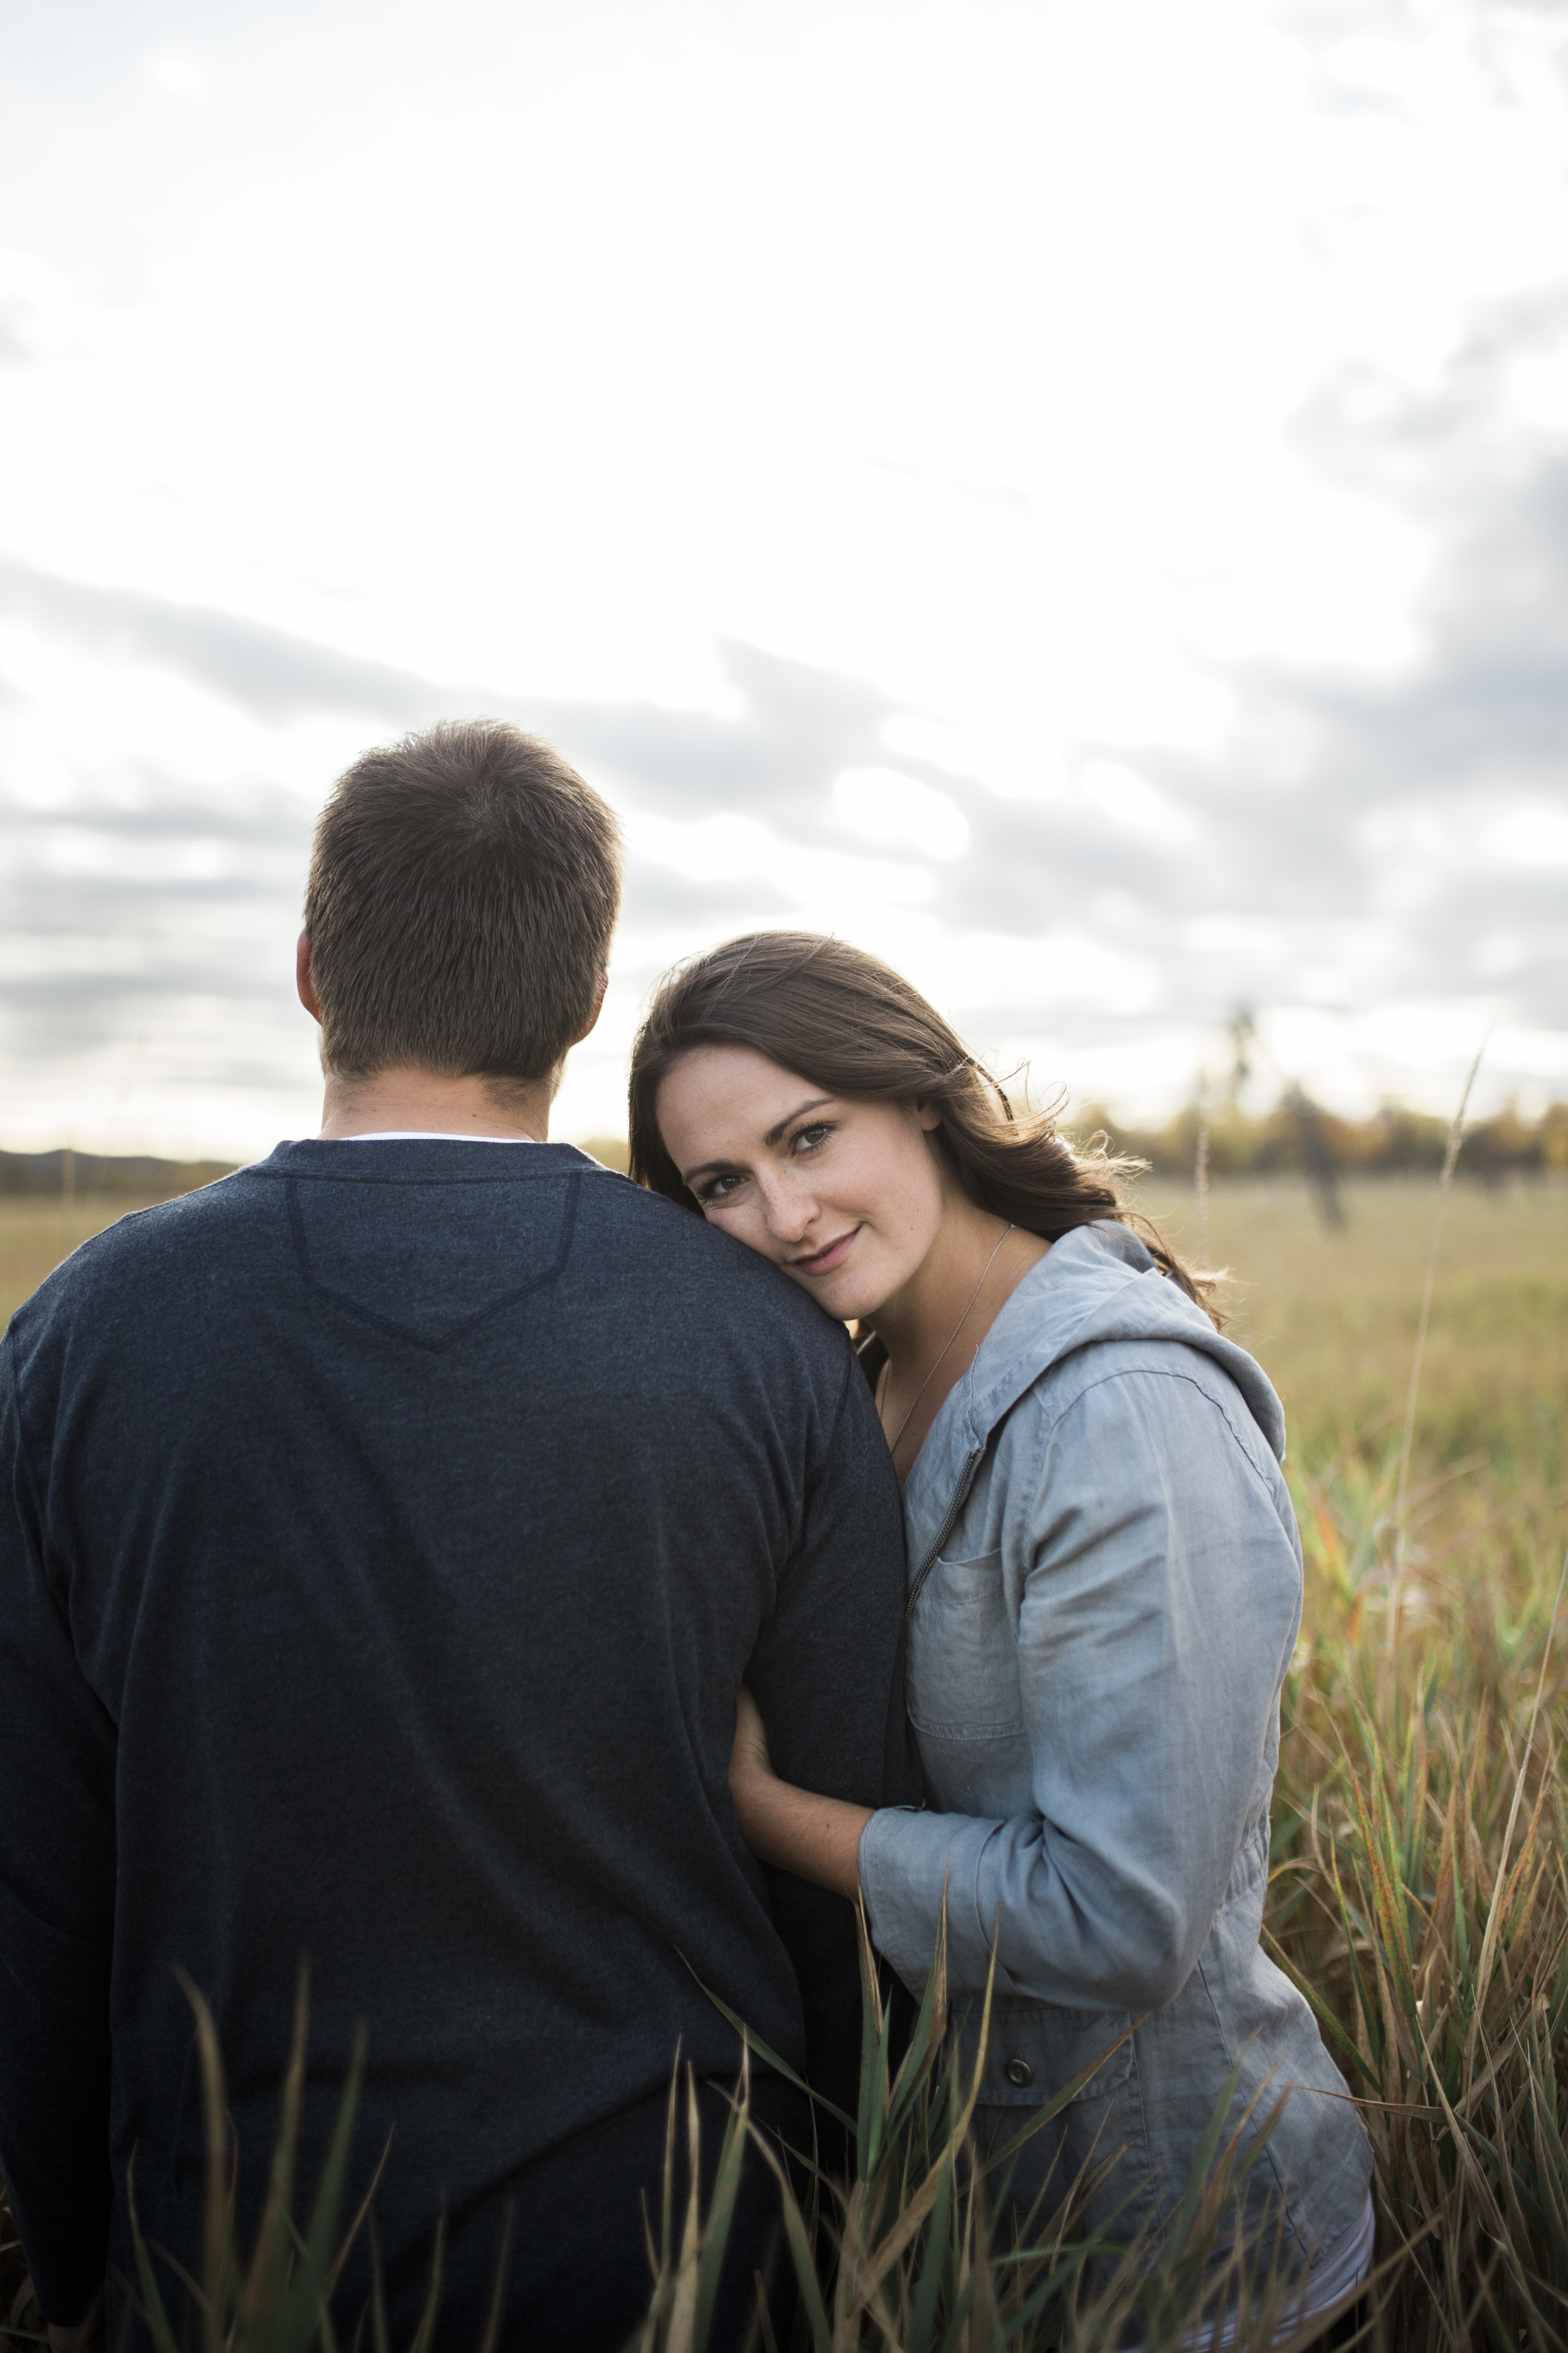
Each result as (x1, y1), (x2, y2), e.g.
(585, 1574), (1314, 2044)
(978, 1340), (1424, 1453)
(627, 931), (1214, 1318)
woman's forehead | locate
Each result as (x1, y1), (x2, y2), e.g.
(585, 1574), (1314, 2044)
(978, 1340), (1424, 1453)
(658, 1044), (822, 1139)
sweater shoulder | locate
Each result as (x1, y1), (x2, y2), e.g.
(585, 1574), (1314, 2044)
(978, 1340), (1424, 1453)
(578, 1175), (857, 1368)
(11, 1170), (263, 1313)
(9, 1162), (855, 1397)
(4, 1176), (272, 1391)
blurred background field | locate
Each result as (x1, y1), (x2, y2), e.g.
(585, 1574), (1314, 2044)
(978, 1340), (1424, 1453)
(1139, 1177), (1567, 1487)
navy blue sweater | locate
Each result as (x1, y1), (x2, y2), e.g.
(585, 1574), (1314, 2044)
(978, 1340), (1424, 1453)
(0, 1140), (914, 2323)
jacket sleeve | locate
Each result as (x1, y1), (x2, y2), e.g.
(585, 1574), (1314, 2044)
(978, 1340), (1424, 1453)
(0, 1331), (117, 2324)
(745, 1343), (919, 2118)
(858, 1361), (1303, 2010)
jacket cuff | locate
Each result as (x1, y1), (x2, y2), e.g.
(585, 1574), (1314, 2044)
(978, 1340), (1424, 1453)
(858, 1805), (1004, 1996)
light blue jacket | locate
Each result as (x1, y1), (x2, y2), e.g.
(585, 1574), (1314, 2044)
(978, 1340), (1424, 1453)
(858, 1224), (1371, 2277)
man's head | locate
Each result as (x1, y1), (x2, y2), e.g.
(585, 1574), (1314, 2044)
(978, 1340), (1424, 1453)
(300, 720), (622, 1107)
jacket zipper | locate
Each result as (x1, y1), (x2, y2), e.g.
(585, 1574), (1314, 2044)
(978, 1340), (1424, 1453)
(904, 1445), (985, 1622)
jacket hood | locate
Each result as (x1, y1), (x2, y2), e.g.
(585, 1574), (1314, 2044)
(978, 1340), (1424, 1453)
(903, 1222), (1287, 1542)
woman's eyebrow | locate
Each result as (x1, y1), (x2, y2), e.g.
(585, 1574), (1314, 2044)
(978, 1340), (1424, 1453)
(681, 1097), (836, 1185)
(763, 1095), (835, 1147)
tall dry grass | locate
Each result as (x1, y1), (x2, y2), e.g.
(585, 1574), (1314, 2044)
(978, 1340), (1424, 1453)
(1264, 1457), (1568, 2345)
(1, 1177), (1564, 2348)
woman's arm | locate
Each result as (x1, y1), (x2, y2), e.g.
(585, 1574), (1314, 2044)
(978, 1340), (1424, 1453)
(730, 1686), (872, 1902)
(858, 1359), (1305, 2007)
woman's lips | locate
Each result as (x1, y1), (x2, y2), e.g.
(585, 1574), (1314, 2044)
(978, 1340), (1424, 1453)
(792, 1226), (859, 1277)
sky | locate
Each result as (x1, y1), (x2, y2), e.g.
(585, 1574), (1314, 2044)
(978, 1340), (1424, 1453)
(3, 0), (1567, 1159)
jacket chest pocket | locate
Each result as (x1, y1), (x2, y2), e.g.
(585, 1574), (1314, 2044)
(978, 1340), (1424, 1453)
(908, 1548), (1023, 1738)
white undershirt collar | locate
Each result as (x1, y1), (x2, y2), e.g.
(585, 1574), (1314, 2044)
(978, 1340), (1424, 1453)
(335, 1130), (541, 1144)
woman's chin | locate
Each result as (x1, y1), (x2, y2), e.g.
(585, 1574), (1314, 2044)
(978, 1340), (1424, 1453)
(817, 1274), (891, 1327)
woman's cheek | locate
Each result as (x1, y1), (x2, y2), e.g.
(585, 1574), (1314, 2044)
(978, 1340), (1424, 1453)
(729, 1203), (788, 1264)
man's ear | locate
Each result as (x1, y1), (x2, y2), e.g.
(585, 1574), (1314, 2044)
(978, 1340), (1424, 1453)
(571, 970), (609, 1047)
(296, 930), (322, 1024)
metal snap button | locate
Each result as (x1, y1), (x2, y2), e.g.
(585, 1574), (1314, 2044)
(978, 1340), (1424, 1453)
(1004, 2056), (1034, 2088)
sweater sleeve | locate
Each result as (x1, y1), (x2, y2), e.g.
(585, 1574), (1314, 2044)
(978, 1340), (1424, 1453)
(0, 1331), (117, 2324)
(744, 1343), (918, 2117)
(859, 1362), (1303, 2010)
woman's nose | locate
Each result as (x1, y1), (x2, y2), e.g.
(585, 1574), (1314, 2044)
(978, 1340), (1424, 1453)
(758, 1172), (814, 1244)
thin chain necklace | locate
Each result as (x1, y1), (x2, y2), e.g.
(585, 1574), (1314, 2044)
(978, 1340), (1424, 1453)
(879, 1224), (1014, 1463)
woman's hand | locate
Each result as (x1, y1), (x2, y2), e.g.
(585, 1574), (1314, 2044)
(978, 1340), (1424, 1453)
(728, 1684), (873, 1902)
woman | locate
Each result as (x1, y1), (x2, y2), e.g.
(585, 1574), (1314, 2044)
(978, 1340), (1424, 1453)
(628, 932), (1373, 2324)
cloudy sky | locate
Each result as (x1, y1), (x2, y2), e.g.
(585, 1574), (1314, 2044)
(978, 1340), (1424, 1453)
(3, 0), (1567, 1159)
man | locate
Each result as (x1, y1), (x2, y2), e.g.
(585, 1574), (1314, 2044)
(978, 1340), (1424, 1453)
(0, 721), (914, 2349)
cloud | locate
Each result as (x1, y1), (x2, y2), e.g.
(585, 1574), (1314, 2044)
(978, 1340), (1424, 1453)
(0, 561), (445, 724)
(0, 771), (311, 1067)
(546, 640), (896, 831)
(0, 307), (35, 367)
(142, 51), (213, 104)
(0, 564), (893, 817)
(4, 322), (1568, 1147)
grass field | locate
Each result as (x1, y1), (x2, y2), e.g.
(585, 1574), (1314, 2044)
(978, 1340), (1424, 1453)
(1142, 1177), (1568, 1476)
(2, 1176), (1565, 2347)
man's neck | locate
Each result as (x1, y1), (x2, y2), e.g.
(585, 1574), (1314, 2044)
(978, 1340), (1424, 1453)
(319, 1066), (553, 1142)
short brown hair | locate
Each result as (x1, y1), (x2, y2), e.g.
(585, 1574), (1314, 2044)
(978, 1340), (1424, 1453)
(305, 720), (622, 1086)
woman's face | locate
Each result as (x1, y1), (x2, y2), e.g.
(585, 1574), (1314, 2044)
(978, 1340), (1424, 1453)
(655, 1045), (947, 1322)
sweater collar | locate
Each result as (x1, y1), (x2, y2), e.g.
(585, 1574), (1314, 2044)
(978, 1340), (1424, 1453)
(256, 1137), (615, 1182)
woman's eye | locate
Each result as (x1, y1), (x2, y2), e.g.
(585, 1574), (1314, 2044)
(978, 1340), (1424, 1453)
(793, 1123), (833, 1155)
(697, 1172), (743, 1204)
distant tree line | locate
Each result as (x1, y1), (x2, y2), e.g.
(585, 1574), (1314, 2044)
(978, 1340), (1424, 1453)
(0, 1148), (236, 1201)
(3, 1101), (1565, 1206)
(1074, 1098), (1568, 1184)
